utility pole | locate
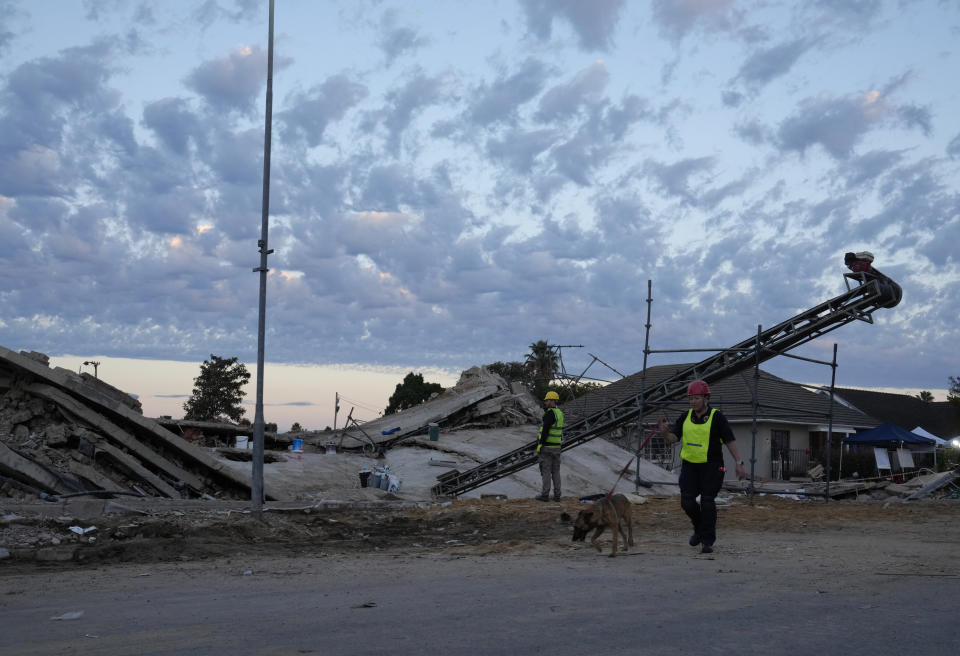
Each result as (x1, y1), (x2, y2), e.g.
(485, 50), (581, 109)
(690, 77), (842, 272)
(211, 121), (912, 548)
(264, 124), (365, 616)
(251, 0), (275, 520)
(334, 392), (340, 430)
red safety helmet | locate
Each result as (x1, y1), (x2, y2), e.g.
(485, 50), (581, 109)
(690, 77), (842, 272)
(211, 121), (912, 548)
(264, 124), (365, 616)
(687, 380), (710, 396)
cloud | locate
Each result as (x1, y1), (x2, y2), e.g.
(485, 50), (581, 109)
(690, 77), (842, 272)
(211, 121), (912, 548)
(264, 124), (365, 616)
(535, 60), (610, 122)
(948, 133), (960, 159)
(192, 0), (262, 30)
(733, 37), (816, 92)
(143, 98), (204, 156)
(1, 39), (119, 148)
(467, 58), (551, 127)
(485, 128), (558, 174)
(520, 0), (626, 51)
(376, 8), (428, 65)
(838, 149), (905, 188)
(184, 45), (267, 112)
(643, 156), (717, 205)
(370, 69), (448, 156)
(0, 0), (25, 56)
(776, 92), (882, 159)
(278, 74), (368, 148)
(650, 0), (740, 41)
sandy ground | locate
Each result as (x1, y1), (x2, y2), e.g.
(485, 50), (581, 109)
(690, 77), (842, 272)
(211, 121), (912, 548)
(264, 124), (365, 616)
(2, 493), (958, 575)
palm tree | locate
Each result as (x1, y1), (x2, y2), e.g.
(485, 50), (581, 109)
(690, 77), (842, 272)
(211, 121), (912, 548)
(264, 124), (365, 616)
(525, 340), (559, 399)
(916, 390), (934, 403)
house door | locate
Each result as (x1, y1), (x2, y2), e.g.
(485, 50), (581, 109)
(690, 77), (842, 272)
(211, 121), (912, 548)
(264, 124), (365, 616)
(771, 430), (790, 481)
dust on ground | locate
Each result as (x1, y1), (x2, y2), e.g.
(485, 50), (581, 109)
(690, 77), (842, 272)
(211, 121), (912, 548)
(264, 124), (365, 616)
(3, 494), (958, 576)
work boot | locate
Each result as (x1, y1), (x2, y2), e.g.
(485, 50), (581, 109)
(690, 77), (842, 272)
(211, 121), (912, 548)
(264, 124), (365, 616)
(553, 495), (561, 502)
(700, 542), (714, 554)
(535, 495), (550, 502)
(688, 533), (701, 547)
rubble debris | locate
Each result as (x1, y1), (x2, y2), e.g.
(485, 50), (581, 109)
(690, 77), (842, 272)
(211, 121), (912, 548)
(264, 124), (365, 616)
(0, 345), (265, 501)
(154, 417), (287, 450)
(330, 366), (542, 452)
(904, 470), (959, 501)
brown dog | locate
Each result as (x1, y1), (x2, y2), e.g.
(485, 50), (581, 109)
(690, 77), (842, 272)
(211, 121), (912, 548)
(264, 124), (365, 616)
(571, 493), (634, 557)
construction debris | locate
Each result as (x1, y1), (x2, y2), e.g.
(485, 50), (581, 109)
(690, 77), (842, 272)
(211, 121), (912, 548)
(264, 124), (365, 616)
(329, 366), (543, 453)
(0, 346), (261, 501)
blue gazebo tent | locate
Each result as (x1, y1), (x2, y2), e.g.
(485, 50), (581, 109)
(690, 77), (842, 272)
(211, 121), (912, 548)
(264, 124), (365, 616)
(842, 422), (936, 447)
(842, 422), (937, 476)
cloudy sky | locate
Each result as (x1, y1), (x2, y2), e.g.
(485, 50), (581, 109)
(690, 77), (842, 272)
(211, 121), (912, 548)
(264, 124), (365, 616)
(1, 1), (958, 428)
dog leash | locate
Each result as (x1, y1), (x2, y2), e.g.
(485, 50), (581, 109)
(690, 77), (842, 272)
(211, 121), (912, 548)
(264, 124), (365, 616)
(605, 429), (657, 499)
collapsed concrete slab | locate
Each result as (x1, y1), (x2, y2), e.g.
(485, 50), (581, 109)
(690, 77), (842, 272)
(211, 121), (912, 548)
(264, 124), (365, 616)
(0, 346), (262, 501)
(330, 366), (542, 453)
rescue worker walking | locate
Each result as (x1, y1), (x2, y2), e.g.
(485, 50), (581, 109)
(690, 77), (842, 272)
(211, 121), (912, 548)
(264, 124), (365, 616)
(657, 380), (745, 553)
(535, 390), (563, 501)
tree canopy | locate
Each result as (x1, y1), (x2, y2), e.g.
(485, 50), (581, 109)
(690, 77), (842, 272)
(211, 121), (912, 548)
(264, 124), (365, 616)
(485, 360), (530, 384)
(486, 342), (605, 403)
(384, 372), (444, 415)
(183, 355), (251, 423)
(524, 340), (560, 400)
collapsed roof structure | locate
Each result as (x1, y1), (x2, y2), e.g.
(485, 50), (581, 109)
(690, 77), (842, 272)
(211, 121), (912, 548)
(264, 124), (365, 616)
(0, 346), (257, 501)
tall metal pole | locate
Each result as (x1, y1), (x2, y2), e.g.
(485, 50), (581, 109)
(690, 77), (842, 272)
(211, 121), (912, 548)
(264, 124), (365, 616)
(251, 0), (275, 519)
(748, 325), (760, 504)
(635, 280), (653, 493)
(825, 343), (838, 502)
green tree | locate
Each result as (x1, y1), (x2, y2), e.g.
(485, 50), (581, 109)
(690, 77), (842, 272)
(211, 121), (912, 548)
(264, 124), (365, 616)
(384, 372), (444, 415)
(183, 355), (251, 423)
(916, 390), (934, 402)
(485, 360), (531, 385)
(290, 422), (304, 433)
(525, 340), (559, 400)
(949, 376), (960, 407)
(549, 380), (604, 403)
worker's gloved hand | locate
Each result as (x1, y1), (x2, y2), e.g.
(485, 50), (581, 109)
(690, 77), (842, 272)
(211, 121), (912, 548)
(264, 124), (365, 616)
(535, 443), (542, 454)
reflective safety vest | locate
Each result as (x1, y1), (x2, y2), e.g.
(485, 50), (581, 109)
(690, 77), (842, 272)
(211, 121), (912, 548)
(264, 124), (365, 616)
(680, 408), (715, 463)
(540, 407), (564, 449)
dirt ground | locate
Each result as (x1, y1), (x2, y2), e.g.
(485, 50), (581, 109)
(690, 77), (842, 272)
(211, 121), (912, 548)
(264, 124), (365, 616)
(2, 494), (958, 577)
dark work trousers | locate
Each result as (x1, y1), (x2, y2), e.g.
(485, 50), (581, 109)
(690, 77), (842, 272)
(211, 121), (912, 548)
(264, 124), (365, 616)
(678, 460), (726, 546)
(538, 449), (561, 498)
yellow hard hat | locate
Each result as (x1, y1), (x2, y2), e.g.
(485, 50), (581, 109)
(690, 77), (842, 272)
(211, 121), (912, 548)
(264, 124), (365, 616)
(544, 391), (560, 401)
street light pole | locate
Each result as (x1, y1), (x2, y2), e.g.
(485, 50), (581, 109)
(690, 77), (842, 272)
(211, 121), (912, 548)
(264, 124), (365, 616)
(251, 0), (275, 519)
(82, 361), (101, 378)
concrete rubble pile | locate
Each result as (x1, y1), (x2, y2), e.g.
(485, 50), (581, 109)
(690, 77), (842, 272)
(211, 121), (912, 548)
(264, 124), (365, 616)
(0, 346), (255, 502)
(331, 366), (544, 451)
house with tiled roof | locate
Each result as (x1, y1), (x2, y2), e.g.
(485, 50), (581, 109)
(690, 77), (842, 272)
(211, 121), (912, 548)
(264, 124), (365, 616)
(562, 364), (877, 481)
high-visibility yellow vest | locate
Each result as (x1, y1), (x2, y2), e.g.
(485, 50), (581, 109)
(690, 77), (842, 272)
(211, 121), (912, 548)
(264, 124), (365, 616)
(540, 407), (564, 449)
(680, 408), (715, 463)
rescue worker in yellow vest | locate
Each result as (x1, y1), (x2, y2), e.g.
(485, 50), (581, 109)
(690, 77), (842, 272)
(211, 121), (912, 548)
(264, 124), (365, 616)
(657, 380), (745, 553)
(535, 390), (564, 502)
